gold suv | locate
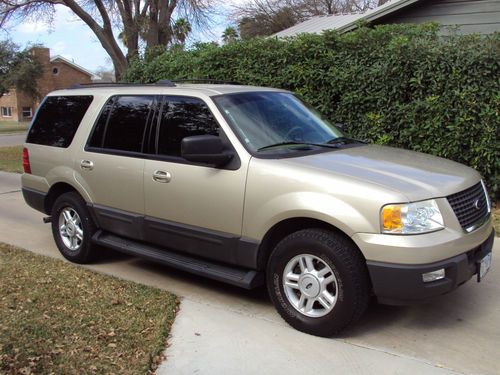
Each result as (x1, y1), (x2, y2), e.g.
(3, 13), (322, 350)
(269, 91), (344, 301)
(21, 82), (494, 336)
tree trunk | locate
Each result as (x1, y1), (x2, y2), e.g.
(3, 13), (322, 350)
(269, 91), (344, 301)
(157, 0), (175, 46)
(63, 0), (128, 80)
(115, 0), (139, 60)
(125, 29), (139, 60)
(145, 0), (159, 47)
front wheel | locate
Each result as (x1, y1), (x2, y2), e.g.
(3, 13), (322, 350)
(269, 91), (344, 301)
(267, 229), (371, 336)
(51, 192), (98, 264)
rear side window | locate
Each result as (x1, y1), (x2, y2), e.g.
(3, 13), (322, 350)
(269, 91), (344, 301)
(157, 96), (219, 157)
(88, 95), (153, 153)
(26, 96), (93, 148)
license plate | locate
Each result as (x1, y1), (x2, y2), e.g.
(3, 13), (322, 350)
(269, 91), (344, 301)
(477, 253), (492, 282)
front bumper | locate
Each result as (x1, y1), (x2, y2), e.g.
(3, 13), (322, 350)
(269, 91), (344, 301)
(352, 214), (493, 264)
(367, 229), (495, 305)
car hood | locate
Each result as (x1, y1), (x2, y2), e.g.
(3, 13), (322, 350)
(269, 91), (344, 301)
(284, 144), (480, 202)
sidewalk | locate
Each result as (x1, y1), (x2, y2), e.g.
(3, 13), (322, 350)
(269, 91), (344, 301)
(157, 299), (462, 375)
(0, 133), (25, 147)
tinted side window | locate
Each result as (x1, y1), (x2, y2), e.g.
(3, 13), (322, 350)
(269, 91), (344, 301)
(88, 97), (114, 148)
(27, 96), (93, 148)
(158, 96), (219, 157)
(89, 95), (153, 153)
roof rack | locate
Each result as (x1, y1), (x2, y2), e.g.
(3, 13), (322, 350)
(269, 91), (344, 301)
(68, 80), (176, 89)
(67, 78), (243, 90)
(173, 78), (243, 85)
(156, 80), (176, 86)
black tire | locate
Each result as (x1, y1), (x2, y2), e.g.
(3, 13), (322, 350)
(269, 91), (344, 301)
(266, 228), (370, 337)
(51, 191), (98, 264)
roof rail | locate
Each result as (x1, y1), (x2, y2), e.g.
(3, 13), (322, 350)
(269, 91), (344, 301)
(68, 80), (176, 89)
(67, 79), (243, 89)
(173, 78), (243, 85)
(156, 79), (176, 86)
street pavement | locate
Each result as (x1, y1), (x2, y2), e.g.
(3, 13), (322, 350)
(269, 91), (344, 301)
(0, 171), (498, 375)
(0, 134), (25, 147)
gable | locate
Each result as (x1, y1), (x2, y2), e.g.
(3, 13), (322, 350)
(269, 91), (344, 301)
(50, 56), (94, 78)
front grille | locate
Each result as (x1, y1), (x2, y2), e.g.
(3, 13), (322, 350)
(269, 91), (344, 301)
(447, 182), (490, 231)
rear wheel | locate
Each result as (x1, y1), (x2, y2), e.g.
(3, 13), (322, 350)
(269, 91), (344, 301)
(267, 228), (370, 336)
(51, 192), (97, 264)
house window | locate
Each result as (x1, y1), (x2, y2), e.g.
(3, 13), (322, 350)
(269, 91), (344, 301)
(22, 107), (32, 118)
(52, 67), (59, 75)
(1, 107), (12, 117)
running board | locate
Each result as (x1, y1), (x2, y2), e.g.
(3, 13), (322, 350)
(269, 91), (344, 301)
(92, 231), (264, 289)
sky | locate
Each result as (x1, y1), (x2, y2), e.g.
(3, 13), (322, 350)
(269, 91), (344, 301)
(1, 3), (238, 74)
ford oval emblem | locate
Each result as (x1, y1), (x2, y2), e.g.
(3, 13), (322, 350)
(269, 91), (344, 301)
(473, 199), (482, 210)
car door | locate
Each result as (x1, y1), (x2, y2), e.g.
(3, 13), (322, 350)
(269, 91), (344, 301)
(75, 95), (156, 240)
(143, 95), (249, 266)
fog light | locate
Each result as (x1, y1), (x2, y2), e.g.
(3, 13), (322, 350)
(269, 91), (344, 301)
(422, 269), (445, 283)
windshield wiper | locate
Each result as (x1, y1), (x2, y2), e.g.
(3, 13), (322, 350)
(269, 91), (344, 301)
(258, 141), (342, 152)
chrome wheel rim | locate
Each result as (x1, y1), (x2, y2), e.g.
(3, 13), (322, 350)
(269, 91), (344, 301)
(282, 254), (338, 318)
(58, 207), (83, 251)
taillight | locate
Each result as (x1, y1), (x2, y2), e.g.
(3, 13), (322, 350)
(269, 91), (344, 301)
(22, 147), (31, 174)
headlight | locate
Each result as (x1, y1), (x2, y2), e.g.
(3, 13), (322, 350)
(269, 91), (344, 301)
(381, 199), (444, 234)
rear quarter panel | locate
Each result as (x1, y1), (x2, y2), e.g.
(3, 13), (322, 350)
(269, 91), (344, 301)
(21, 93), (106, 203)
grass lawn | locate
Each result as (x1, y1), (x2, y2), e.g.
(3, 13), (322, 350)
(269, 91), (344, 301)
(0, 121), (29, 134)
(0, 146), (23, 173)
(0, 243), (178, 374)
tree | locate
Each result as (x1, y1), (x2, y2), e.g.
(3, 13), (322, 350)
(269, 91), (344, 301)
(297, 0), (378, 15)
(94, 66), (116, 82)
(222, 26), (239, 44)
(0, 0), (214, 79)
(173, 18), (192, 46)
(238, 7), (299, 40)
(0, 40), (42, 99)
(234, 0), (379, 38)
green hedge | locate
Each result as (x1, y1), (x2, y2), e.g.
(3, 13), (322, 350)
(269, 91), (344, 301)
(124, 24), (500, 198)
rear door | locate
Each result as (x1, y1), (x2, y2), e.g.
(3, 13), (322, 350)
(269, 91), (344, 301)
(143, 95), (249, 265)
(74, 95), (157, 239)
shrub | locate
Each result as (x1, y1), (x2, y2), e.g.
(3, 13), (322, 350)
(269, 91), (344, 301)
(124, 24), (500, 198)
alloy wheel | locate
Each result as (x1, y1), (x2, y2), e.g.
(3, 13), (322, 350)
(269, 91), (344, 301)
(282, 254), (338, 318)
(58, 207), (83, 251)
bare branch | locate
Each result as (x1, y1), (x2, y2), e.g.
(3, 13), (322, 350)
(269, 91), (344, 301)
(231, 0), (380, 38)
(0, 0), (218, 78)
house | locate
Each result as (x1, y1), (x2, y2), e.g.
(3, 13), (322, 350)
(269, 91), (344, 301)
(0, 47), (94, 122)
(273, 0), (500, 37)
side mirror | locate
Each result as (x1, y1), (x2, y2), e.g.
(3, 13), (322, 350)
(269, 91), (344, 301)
(181, 135), (234, 167)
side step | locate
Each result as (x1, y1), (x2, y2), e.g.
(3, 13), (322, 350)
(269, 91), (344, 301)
(92, 231), (264, 289)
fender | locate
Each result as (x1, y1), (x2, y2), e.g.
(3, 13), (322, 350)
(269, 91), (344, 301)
(243, 191), (378, 241)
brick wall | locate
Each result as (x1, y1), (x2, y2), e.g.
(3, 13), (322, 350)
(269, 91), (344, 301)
(34, 47), (92, 97)
(0, 90), (20, 121)
(0, 47), (93, 122)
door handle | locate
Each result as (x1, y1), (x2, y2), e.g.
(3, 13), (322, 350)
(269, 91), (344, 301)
(80, 160), (94, 171)
(152, 170), (171, 183)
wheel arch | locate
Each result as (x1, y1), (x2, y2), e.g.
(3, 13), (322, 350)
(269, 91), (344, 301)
(44, 182), (82, 215)
(256, 217), (365, 270)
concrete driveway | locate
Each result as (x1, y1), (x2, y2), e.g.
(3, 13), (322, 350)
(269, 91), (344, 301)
(0, 171), (498, 375)
(0, 134), (25, 147)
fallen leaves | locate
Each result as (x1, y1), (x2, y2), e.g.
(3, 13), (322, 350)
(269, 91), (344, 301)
(0, 243), (178, 374)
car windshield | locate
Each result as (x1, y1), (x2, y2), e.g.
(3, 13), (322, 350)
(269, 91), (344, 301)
(213, 92), (345, 153)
